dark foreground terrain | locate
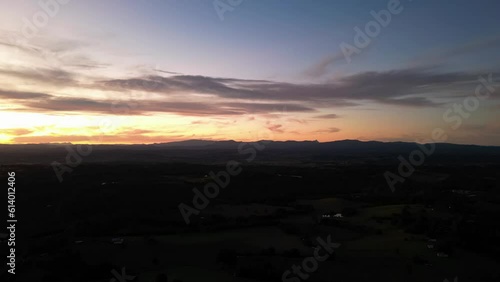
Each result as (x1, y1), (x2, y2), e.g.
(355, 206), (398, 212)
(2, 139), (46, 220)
(1, 140), (500, 282)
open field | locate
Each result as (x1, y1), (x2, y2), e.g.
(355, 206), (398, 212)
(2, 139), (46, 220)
(1, 162), (499, 281)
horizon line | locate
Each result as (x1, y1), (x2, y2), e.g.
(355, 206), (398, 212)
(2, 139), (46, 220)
(0, 138), (497, 147)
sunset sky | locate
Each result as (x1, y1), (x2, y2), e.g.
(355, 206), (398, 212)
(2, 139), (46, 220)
(0, 0), (499, 145)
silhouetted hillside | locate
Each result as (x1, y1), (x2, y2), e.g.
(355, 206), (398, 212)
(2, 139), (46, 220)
(1, 140), (499, 165)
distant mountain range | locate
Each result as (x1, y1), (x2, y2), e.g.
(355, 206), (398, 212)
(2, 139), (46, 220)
(1, 140), (499, 165)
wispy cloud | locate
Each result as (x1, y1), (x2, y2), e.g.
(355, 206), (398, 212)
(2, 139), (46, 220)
(409, 35), (500, 68)
(315, 127), (341, 133)
(9, 94), (315, 116)
(0, 88), (52, 99)
(314, 114), (340, 119)
(266, 122), (284, 133)
(95, 68), (488, 108)
(303, 53), (345, 78)
(0, 67), (76, 85)
(4, 68), (495, 118)
(0, 128), (34, 136)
